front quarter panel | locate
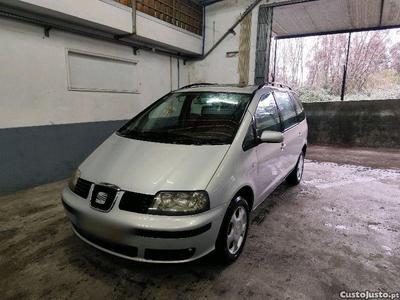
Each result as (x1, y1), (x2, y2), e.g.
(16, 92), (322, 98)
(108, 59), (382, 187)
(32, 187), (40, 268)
(206, 112), (258, 210)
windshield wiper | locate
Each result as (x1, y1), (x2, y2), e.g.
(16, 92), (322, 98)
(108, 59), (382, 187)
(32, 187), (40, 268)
(120, 131), (177, 141)
(171, 134), (228, 145)
(120, 131), (228, 145)
(197, 138), (228, 145)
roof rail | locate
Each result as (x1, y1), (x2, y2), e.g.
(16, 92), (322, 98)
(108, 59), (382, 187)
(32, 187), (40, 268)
(262, 82), (293, 90)
(178, 83), (218, 90)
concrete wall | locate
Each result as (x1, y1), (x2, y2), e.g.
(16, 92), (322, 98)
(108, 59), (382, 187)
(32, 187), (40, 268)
(188, 0), (287, 84)
(2, 0), (202, 54)
(0, 16), (189, 130)
(189, 0), (259, 84)
(0, 120), (128, 196)
(26, 0), (133, 32)
(0, 16), (189, 195)
(136, 11), (203, 55)
(304, 100), (400, 149)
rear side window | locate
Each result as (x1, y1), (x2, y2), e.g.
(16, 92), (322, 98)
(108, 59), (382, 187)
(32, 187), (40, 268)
(254, 93), (281, 136)
(289, 92), (306, 122)
(274, 91), (298, 130)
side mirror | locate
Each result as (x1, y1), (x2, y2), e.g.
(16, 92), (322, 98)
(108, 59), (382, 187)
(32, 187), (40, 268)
(260, 130), (284, 143)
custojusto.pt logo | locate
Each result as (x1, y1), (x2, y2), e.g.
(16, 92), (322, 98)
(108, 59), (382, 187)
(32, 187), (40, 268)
(340, 291), (400, 299)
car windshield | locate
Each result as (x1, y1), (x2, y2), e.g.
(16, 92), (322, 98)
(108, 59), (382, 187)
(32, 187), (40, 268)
(118, 92), (251, 145)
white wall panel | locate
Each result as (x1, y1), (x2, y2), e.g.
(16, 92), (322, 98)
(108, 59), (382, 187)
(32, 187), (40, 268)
(67, 50), (140, 93)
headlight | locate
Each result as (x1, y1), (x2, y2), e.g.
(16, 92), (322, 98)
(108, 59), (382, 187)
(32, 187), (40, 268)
(68, 169), (81, 191)
(149, 191), (210, 215)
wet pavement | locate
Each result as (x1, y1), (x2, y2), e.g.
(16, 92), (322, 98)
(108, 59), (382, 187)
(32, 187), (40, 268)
(1, 147), (400, 300)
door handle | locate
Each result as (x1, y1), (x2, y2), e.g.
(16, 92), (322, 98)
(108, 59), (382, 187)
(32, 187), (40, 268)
(298, 132), (302, 138)
(281, 143), (286, 151)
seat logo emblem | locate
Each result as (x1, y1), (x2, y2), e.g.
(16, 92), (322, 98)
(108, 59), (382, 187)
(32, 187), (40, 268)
(95, 192), (108, 205)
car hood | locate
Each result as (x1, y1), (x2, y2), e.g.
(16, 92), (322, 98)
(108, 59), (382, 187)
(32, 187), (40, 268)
(79, 134), (230, 195)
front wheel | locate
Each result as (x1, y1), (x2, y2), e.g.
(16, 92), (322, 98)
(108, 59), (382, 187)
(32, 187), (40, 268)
(215, 196), (250, 264)
(286, 151), (305, 185)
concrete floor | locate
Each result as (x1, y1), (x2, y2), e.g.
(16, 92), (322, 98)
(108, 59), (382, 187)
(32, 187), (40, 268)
(1, 146), (400, 300)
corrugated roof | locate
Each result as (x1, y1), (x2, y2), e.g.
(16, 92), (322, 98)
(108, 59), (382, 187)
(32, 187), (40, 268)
(382, 0), (400, 26)
(273, 0), (400, 38)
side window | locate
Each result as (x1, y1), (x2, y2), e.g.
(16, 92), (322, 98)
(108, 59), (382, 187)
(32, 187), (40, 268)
(242, 124), (256, 151)
(289, 92), (306, 122)
(274, 91), (298, 130)
(254, 93), (281, 136)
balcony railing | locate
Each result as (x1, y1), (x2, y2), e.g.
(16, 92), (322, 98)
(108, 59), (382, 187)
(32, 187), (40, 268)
(114, 0), (203, 36)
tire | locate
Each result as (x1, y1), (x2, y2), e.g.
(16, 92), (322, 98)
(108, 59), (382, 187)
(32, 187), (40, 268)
(286, 151), (305, 185)
(215, 196), (250, 264)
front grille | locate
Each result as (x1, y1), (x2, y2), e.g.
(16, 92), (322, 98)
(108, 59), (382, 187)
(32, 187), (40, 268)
(90, 185), (118, 212)
(131, 223), (212, 239)
(144, 248), (196, 261)
(119, 191), (154, 214)
(74, 178), (92, 199)
(72, 224), (138, 258)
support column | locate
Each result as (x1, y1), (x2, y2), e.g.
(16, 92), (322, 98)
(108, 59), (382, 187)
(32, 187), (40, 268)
(341, 32), (352, 101)
(254, 6), (273, 85)
(272, 37), (278, 82)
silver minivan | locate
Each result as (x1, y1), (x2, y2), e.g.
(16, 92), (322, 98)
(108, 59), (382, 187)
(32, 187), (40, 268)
(62, 82), (308, 263)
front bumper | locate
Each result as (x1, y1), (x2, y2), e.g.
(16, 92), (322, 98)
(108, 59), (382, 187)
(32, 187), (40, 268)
(61, 187), (228, 263)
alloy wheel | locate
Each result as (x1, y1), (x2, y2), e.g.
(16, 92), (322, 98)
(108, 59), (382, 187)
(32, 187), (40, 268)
(297, 154), (304, 181)
(227, 206), (248, 255)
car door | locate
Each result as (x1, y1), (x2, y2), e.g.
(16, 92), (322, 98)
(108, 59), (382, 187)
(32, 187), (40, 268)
(273, 91), (300, 175)
(289, 92), (308, 149)
(253, 92), (285, 205)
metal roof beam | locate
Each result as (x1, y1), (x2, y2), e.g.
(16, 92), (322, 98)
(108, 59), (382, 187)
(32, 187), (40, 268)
(275, 24), (400, 40)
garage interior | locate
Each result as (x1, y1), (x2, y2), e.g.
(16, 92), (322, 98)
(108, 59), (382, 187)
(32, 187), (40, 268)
(1, 0), (400, 299)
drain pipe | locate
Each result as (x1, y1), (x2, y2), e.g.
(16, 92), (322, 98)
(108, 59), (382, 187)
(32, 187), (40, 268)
(193, 0), (264, 61)
(177, 57), (180, 88)
(202, 5), (206, 56)
(192, 0), (319, 61)
(1, 0), (319, 62)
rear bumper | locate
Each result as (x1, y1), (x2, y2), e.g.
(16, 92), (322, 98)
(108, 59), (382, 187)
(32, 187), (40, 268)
(61, 187), (228, 263)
